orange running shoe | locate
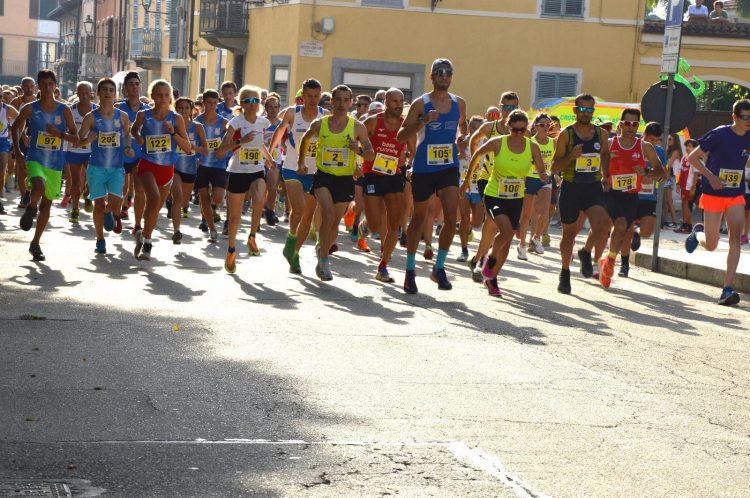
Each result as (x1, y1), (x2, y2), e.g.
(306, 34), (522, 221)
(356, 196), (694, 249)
(224, 250), (237, 274)
(247, 235), (260, 256)
(598, 255), (614, 288)
(356, 237), (371, 253)
(344, 205), (355, 231)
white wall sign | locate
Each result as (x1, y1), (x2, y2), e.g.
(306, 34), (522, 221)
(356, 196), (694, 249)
(299, 41), (323, 58)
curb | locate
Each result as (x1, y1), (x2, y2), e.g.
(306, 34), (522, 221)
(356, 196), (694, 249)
(633, 252), (750, 294)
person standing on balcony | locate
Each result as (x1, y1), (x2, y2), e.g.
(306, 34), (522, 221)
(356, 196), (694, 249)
(688, 0), (709, 21)
(117, 72), (150, 227)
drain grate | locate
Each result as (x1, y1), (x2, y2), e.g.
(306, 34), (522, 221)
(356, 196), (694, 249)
(0, 482), (72, 497)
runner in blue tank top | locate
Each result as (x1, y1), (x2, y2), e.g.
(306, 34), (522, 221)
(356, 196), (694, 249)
(12, 69), (78, 261)
(78, 78), (135, 254)
(130, 79), (192, 261)
(0, 100), (20, 215)
(397, 58), (468, 294)
(217, 81), (238, 121)
(117, 71), (150, 225)
(65, 81), (96, 223)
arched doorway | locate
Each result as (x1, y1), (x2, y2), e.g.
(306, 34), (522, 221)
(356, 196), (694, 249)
(689, 79), (750, 138)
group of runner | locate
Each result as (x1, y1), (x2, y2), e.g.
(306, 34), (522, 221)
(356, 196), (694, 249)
(2, 58), (749, 306)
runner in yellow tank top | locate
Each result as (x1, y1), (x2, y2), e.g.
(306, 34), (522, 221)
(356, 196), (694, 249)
(461, 110), (547, 297)
(297, 84), (375, 281)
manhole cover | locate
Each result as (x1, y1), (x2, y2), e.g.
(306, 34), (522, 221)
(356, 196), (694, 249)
(0, 482), (71, 497)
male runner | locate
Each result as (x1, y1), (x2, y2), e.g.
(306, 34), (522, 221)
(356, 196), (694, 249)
(0, 99), (19, 214)
(117, 72), (149, 224)
(217, 81), (238, 121)
(65, 81), (96, 223)
(11, 77), (37, 208)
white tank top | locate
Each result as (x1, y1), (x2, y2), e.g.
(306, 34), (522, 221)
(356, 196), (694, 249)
(283, 105), (324, 174)
(67, 103), (95, 154)
(0, 104), (9, 139)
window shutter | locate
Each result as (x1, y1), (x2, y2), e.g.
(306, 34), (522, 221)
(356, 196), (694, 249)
(168, 0), (178, 58)
(558, 74), (578, 97)
(0, 0), (5, 16)
(29, 0), (39, 19)
(535, 73), (558, 101)
(40, 0), (55, 19)
(106, 18), (114, 57)
(28, 40), (39, 75)
(542, 0), (563, 16)
(564, 0), (584, 17)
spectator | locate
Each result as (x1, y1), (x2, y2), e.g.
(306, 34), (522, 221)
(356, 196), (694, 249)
(709, 1), (729, 22)
(688, 0), (709, 21)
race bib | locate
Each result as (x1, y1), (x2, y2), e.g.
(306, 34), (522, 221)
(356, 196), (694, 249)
(306, 141), (317, 158)
(36, 132), (61, 151)
(497, 177), (524, 199)
(146, 134), (171, 154)
(322, 147), (349, 168)
(271, 149), (280, 161)
(206, 138), (221, 151)
(427, 144), (453, 166)
(640, 180), (655, 196)
(372, 152), (398, 175)
(719, 168), (742, 189)
(239, 146), (262, 166)
(0, 121), (5, 133)
(176, 145), (190, 156)
(98, 131), (120, 149)
(575, 154), (600, 173)
(612, 173), (637, 191)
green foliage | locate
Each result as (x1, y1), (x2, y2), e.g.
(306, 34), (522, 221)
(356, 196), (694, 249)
(697, 82), (750, 111)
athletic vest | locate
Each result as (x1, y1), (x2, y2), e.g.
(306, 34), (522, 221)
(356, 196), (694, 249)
(0, 103), (9, 139)
(175, 120), (198, 175)
(361, 113), (405, 176)
(479, 120), (504, 181)
(264, 118), (283, 164)
(609, 136), (646, 194)
(217, 101), (236, 121)
(639, 144), (666, 201)
(27, 101), (68, 171)
(140, 108), (177, 166)
(484, 136), (532, 200)
(89, 108), (126, 168)
(561, 124), (603, 183)
(67, 102), (96, 154)
(117, 100), (149, 162)
(316, 116), (356, 176)
(413, 93), (460, 174)
(195, 114), (227, 169)
(531, 136), (554, 178)
(284, 105), (324, 174)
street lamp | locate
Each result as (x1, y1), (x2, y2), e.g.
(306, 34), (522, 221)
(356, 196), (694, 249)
(43, 48), (51, 68)
(83, 14), (94, 36)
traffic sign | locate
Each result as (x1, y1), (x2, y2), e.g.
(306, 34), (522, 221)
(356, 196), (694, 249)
(665, 0), (685, 29)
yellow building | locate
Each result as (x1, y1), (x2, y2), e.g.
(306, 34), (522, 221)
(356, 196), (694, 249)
(190, 0), (750, 125)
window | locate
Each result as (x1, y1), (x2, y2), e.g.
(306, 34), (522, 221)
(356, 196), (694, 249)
(106, 18), (114, 57)
(361, 0), (404, 8)
(541, 0), (584, 18)
(271, 66), (289, 105)
(29, 0), (39, 19)
(534, 71), (579, 105)
(0, 0), (4, 16)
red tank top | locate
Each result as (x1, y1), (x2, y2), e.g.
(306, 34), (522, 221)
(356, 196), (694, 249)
(362, 113), (406, 176)
(609, 136), (646, 194)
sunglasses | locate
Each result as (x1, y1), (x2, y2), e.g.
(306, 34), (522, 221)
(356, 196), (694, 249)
(576, 106), (595, 113)
(242, 97), (261, 104)
(510, 127), (526, 134)
(433, 68), (453, 77)
(502, 104), (518, 112)
(621, 120), (639, 127)
(535, 122), (548, 128)
(737, 114), (750, 121)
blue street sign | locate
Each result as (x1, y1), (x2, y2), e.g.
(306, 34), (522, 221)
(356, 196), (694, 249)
(666, 0), (685, 28)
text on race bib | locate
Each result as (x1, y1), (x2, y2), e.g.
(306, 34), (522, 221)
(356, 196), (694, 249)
(497, 177), (524, 199)
(428, 144), (454, 166)
(612, 173), (637, 191)
(239, 146), (262, 166)
(146, 134), (171, 154)
(98, 131), (120, 148)
(306, 142), (317, 158)
(272, 150), (280, 160)
(719, 168), (742, 188)
(372, 152), (398, 175)
(640, 181), (655, 195)
(36, 132), (61, 151)
(0, 122), (5, 133)
(206, 138), (221, 151)
(575, 154), (600, 173)
(322, 147), (349, 168)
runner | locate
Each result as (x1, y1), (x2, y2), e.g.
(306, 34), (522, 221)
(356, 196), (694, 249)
(216, 85), (272, 273)
(77, 78), (135, 253)
(64, 81), (96, 223)
(297, 84), (375, 281)
(172, 97), (207, 243)
(12, 70), (78, 261)
(674, 139), (700, 234)
(684, 98), (750, 305)
(461, 110), (548, 296)
(262, 92), (283, 226)
(457, 115), (485, 262)
(11, 77), (37, 208)
(527, 113), (556, 254)
(362, 88), (414, 282)
(398, 59), (468, 293)
(130, 79), (192, 261)
(344, 94), (375, 250)
(116, 72), (149, 225)
(269, 78), (327, 274)
(599, 108), (663, 288)
(551, 94), (611, 294)
(0, 99), (19, 214)
(195, 89), (229, 242)
(217, 81), (238, 121)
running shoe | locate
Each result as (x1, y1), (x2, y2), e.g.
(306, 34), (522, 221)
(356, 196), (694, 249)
(199, 218), (208, 233)
(20, 206), (37, 231)
(741, 234), (749, 245)
(618, 264), (630, 278)
(29, 243), (45, 262)
(69, 209), (79, 224)
(456, 249), (469, 262)
(133, 230), (144, 259)
(121, 208), (129, 220)
(578, 249), (594, 278)
(329, 243), (339, 254)
(316, 261), (333, 281)
(685, 223), (704, 254)
(630, 230), (641, 251)
(182, 207), (189, 219)
(557, 270), (571, 294)
(375, 267), (395, 283)
(430, 267), (452, 290)
(264, 207), (276, 226)
(472, 256), (484, 283)
(344, 207), (355, 231)
(247, 235), (260, 256)
(192, 193), (199, 205)
(19, 190), (30, 209)
(172, 231), (183, 245)
(0, 202), (5, 215)
(542, 232), (551, 247)
(138, 242), (152, 261)
(468, 255), (478, 271)
(95, 239), (106, 254)
(399, 230), (407, 247)
(349, 230), (358, 243)
(530, 238), (544, 255)
(517, 245), (528, 260)
(468, 230), (474, 243)
(84, 198), (93, 213)
(598, 255), (614, 289)
(60, 194), (70, 208)
(357, 238), (371, 253)
(103, 212), (115, 232)
(289, 253), (302, 274)
(224, 250), (237, 274)
(208, 230), (218, 243)
(403, 269), (418, 294)
(113, 216), (122, 234)
(165, 198), (172, 219)
(283, 236), (295, 263)
(222, 220), (228, 236)
(485, 277), (502, 297)
(674, 224), (692, 234)
(212, 206), (221, 223)
(481, 256), (496, 281)
(423, 245), (434, 260)
(718, 287), (740, 306)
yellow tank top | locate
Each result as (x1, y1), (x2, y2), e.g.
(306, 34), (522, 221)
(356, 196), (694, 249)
(478, 120), (503, 182)
(316, 116), (357, 176)
(529, 136), (554, 178)
(484, 136), (532, 200)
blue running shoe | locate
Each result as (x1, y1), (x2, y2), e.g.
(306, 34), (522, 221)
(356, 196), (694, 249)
(431, 267), (452, 290)
(95, 239), (106, 254)
(685, 223), (704, 254)
(103, 211), (115, 232)
(718, 287), (740, 306)
(403, 269), (418, 294)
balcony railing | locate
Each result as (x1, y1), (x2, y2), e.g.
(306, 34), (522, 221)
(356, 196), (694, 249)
(80, 53), (111, 79)
(130, 28), (162, 60)
(643, 19), (750, 39)
(1, 59), (30, 78)
(200, 0), (249, 52)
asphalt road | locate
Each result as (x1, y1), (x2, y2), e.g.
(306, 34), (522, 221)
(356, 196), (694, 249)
(1, 193), (749, 497)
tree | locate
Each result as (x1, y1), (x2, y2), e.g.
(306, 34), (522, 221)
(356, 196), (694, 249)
(697, 81), (750, 112)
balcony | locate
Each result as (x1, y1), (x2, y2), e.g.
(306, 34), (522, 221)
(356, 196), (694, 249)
(130, 28), (162, 68)
(643, 19), (750, 39)
(80, 53), (111, 80)
(0, 60), (30, 84)
(199, 0), (249, 53)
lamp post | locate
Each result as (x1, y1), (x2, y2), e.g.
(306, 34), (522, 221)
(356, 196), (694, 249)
(83, 14), (94, 36)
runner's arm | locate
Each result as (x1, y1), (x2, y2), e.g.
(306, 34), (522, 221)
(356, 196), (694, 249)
(642, 142), (665, 180)
(131, 111), (145, 146)
(396, 98), (424, 143)
(121, 113), (135, 158)
(455, 97), (469, 151)
(61, 107), (79, 143)
(10, 104), (32, 158)
(469, 122), (490, 155)
(77, 112), (95, 145)
(354, 120), (375, 163)
(297, 119), (321, 174)
(598, 128), (610, 178)
(462, 137), (501, 191)
(551, 131), (571, 175)
(171, 115), (192, 153)
(215, 125), (236, 159)
(194, 123), (209, 156)
(269, 107), (292, 151)
(530, 142), (548, 181)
